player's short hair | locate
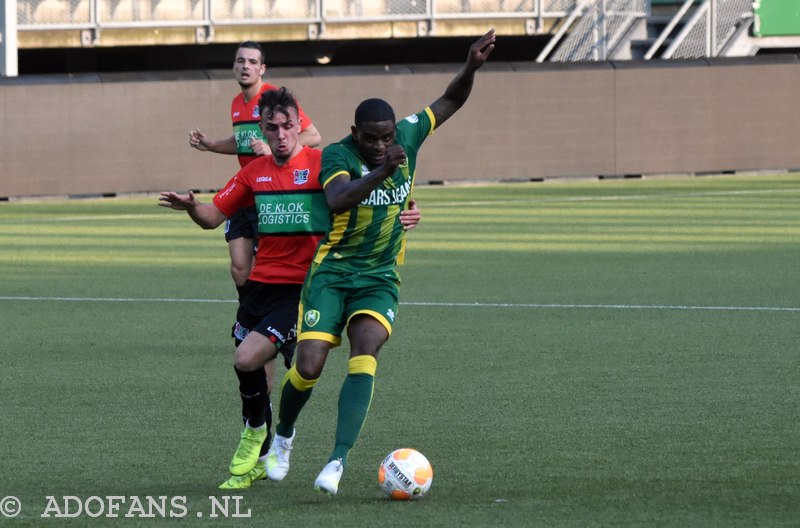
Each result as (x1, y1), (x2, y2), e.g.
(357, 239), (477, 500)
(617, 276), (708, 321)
(258, 87), (299, 121)
(237, 40), (265, 64)
(355, 98), (396, 126)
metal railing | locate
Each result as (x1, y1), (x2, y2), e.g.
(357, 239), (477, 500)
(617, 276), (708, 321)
(16, 0), (582, 34)
(662, 0), (751, 58)
(536, 0), (752, 62)
(3, 0), (759, 78)
(537, 0), (646, 61)
(1, 0), (578, 77)
(643, 0), (693, 59)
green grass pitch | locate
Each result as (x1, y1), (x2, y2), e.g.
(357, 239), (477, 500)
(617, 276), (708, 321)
(1, 173), (799, 526)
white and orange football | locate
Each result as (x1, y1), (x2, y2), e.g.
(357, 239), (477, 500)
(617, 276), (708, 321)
(378, 448), (433, 500)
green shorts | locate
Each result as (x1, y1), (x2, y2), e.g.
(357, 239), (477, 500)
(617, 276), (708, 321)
(297, 263), (400, 346)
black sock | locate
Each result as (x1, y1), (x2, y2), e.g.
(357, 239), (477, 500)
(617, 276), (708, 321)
(260, 401), (273, 457)
(265, 399), (273, 435)
(234, 366), (268, 429)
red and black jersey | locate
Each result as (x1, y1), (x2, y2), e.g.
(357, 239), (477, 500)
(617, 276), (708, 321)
(213, 147), (326, 284)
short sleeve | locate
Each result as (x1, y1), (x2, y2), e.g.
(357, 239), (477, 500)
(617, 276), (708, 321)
(213, 169), (254, 217)
(397, 108), (434, 150)
(319, 144), (352, 188)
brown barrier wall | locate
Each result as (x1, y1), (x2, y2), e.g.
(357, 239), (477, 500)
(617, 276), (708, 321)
(1, 57), (799, 198)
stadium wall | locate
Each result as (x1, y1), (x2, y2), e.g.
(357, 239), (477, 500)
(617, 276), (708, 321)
(1, 56), (799, 198)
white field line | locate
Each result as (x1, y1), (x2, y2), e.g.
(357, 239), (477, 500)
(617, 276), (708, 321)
(0, 296), (235, 303)
(424, 187), (800, 208)
(402, 301), (800, 312)
(1, 296), (799, 312)
(0, 214), (169, 224)
(3, 187), (800, 224)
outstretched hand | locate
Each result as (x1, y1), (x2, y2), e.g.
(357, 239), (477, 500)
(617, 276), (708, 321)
(466, 28), (496, 71)
(189, 129), (210, 151)
(428, 28), (496, 128)
(159, 191), (198, 211)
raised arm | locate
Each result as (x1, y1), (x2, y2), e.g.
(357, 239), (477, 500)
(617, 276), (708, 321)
(158, 191), (228, 230)
(428, 28), (496, 129)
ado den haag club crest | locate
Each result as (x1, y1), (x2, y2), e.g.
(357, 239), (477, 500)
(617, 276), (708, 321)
(304, 309), (320, 327)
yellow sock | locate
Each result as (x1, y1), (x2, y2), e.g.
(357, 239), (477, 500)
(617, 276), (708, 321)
(348, 355), (377, 376)
(285, 365), (319, 391)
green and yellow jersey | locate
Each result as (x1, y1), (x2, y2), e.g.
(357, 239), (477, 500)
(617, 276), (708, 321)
(315, 107), (435, 275)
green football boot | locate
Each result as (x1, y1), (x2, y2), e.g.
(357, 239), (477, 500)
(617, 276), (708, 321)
(219, 460), (267, 490)
(228, 425), (267, 476)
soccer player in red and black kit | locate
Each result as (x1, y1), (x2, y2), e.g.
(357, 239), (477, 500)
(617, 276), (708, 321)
(162, 88), (420, 489)
(187, 41), (320, 474)
(189, 41), (321, 291)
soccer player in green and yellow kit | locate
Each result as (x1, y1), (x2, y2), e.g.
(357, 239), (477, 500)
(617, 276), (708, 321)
(265, 28), (497, 496)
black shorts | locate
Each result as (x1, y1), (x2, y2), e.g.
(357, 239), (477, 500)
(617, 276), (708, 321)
(224, 206), (258, 242)
(231, 281), (301, 369)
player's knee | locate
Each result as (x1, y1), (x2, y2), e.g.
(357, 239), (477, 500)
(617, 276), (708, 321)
(347, 314), (390, 353)
(295, 356), (324, 380)
(234, 348), (260, 372)
(349, 342), (383, 357)
(286, 365), (320, 391)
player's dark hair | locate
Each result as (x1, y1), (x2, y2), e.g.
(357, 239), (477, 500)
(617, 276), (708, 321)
(355, 98), (395, 126)
(258, 87), (299, 121)
(237, 40), (265, 64)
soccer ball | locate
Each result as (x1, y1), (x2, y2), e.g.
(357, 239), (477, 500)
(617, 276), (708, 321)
(378, 448), (433, 500)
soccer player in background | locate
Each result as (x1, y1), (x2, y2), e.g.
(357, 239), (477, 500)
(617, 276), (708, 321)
(187, 41), (321, 465)
(162, 88), (421, 489)
(189, 41), (321, 291)
(264, 28), (497, 496)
